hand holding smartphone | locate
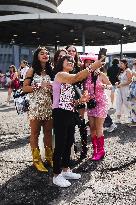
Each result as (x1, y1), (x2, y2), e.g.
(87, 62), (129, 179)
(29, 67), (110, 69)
(98, 48), (107, 61)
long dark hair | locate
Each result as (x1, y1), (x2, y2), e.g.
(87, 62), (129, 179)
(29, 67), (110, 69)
(54, 48), (67, 67)
(53, 55), (75, 75)
(119, 58), (128, 75)
(32, 47), (54, 80)
(120, 59), (128, 68)
(9, 65), (17, 73)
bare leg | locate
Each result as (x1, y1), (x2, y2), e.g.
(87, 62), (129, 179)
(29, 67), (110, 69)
(7, 87), (12, 103)
(43, 119), (53, 166)
(95, 117), (105, 137)
(88, 116), (96, 137)
(42, 119), (53, 148)
(29, 119), (41, 148)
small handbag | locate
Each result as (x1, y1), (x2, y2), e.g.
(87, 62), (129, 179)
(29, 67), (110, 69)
(87, 73), (97, 109)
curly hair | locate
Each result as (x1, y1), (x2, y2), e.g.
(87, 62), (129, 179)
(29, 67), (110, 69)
(32, 47), (54, 80)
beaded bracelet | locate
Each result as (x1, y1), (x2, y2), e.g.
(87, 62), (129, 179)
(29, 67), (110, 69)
(86, 67), (92, 73)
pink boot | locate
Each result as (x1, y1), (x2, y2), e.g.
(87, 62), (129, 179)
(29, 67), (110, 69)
(91, 135), (98, 160)
(94, 135), (105, 161)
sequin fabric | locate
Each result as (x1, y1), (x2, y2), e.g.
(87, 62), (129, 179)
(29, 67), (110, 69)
(84, 74), (108, 118)
(28, 74), (52, 120)
(59, 83), (75, 112)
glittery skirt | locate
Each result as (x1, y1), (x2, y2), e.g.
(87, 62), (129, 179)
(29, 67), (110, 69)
(28, 89), (52, 120)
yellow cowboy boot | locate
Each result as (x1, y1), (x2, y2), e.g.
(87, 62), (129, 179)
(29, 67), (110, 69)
(32, 148), (48, 172)
(45, 146), (53, 167)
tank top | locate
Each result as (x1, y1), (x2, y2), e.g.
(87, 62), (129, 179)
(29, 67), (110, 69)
(53, 80), (75, 112)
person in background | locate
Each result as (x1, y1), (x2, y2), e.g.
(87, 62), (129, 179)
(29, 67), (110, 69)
(115, 59), (132, 123)
(107, 58), (120, 109)
(132, 59), (136, 73)
(127, 59), (136, 125)
(19, 60), (29, 87)
(103, 114), (117, 132)
(6, 65), (20, 105)
(52, 54), (103, 187)
(0, 70), (6, 88)
(23, 47), (54, 172)
(66, 45), (88, 159)
(53, 48), (68, 68)
(84, 67), (112, 161)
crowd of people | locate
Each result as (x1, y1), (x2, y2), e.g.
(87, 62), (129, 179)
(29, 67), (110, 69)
(0, 46), (136, 187)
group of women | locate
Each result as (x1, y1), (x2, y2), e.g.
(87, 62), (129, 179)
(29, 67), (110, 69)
(22, 45), (112, 188)
(22, 45), (136, 188)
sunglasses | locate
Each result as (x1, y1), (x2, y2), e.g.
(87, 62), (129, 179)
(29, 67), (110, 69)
(67, 60), (74, 64)
(67, 49), (76, 52)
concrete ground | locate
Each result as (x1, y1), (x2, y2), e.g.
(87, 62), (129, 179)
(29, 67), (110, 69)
(0, 89), (136, 205)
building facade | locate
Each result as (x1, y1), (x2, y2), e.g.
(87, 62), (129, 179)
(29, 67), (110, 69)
(0, 0), (63, 15)
(0, 0), (63, 72)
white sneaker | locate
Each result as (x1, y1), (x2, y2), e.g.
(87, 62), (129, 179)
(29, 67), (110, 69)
(61, 169), (81, 180)
(53, 174), (71, 187)
(107, 123), (117, 132)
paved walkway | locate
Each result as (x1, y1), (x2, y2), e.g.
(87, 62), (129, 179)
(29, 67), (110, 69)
(0, 89), (136, 205)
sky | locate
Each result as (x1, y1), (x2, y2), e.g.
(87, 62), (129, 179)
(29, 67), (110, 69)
(58, 0), (136, 54)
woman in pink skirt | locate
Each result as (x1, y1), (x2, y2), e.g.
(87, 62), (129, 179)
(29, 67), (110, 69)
(84, 69), (112, 160)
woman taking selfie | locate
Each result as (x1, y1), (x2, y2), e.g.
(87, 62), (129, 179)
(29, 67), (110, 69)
(52, 54), (103, 187)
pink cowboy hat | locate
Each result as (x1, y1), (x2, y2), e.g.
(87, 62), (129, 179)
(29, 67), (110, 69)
(80, 52), (98, 62)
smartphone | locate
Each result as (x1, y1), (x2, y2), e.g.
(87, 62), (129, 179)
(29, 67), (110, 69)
(98, 48), (107, 61)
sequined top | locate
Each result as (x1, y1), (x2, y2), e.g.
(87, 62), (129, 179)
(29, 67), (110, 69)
(84, 74), (108, 118)
(28, 73), (52, 120)
(53, 80), (75, 112)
